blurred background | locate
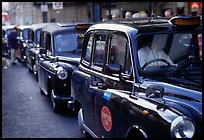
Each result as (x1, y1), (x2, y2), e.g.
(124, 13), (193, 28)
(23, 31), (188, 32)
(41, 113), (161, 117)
(2, 2), (202, 25)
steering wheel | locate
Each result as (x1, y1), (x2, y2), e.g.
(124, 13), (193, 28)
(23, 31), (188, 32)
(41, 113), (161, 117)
(141, 58), (171, 69)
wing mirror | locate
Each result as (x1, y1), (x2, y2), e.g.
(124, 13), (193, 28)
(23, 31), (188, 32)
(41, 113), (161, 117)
(145, 85), (164, 98)
(39, 48), (47, 54)
(104, 64), (125, 81)
(104, 63), (122, 74)
(27, 39), (33, 43)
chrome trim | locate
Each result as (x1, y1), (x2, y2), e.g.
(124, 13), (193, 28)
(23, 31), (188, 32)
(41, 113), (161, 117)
(39, 63), (56, 75)
(39, 86), (48, 96)
(131, 125), (148, 138)
(83, 124), (98, 138)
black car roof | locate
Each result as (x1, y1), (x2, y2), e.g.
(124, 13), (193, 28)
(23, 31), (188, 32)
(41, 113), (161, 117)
(89, 16), (202, 33)
(30, 23), (56, 31)
(17, 25), (31, 30)
(41, 22), (92, 34)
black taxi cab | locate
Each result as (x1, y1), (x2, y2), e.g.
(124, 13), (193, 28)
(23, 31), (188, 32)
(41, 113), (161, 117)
(2, 25), (15, 57)
(16, 25), (31, 64)
(71, 16), (202, 138)
(37, 22), (92, 113)
(26, 23), (51, 75)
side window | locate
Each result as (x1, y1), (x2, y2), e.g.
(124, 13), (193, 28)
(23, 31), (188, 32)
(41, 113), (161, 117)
(46, 33), (52, 55)
(109, 33), (131, 75)
(28, 30), (34, 42)
(83, 34), (93, 64)
(39, 31), (44, 48)
(93, 34), (106, 67)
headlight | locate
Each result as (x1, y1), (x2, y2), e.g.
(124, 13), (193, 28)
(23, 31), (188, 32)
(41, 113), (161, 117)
(170, 116), (195, 138)
(57, 68), (68, 80)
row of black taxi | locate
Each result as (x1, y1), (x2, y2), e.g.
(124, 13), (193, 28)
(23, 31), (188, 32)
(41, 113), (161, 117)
(16, 22), (92, 113)
(3, 16), (202, 138)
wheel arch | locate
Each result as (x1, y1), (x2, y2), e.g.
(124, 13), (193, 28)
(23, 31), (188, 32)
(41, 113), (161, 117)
(126, 124), (148, 138)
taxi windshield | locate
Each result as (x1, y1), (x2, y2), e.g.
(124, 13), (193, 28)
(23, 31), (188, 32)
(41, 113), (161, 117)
(137, 32), (202, 73)
(36, 29), (42, 45)
(6, 29), (13, 37)
(54, 34), (79, 53)
(22, 29), (29, 40)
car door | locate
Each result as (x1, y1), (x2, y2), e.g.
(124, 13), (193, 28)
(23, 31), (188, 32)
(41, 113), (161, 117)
(38, 32), (52, 95)
(93, 32), (133, 137)
(79, 32), (107, 136)
(27, 29), (36, 67)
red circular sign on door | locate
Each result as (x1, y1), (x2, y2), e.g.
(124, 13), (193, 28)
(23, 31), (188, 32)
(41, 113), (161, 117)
(101, 106), (112, 131)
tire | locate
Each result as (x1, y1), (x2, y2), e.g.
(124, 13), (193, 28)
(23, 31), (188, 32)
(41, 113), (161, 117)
(35, 74), (38, 81)
(51, 90), (62, 113)
(33, 64), (37, 75)
(28, 67), (32, 73)
(33, 64), (38, 81)
(40, 88), (45, 96)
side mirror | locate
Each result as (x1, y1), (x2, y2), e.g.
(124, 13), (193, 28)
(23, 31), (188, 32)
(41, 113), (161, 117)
(145, 85), (164, 98)
(27, 39), (33, 43)
(39, 48), (47, 54)
(50, 56), (58, 63)
(104, 63), (126, 82)
(104, 63), (122, 75)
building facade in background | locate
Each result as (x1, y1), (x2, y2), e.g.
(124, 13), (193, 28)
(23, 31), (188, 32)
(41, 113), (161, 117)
(2, 2), (202, 25)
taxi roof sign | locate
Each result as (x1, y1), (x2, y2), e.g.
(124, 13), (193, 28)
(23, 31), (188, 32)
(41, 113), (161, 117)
(75, 24), (91, 29)
(169, 16), (200, 27)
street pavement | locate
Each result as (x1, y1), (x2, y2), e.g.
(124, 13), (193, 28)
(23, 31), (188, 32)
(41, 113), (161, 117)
(2, 58), (82, 138)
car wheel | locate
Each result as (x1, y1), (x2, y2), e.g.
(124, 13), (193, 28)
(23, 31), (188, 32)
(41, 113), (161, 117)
(33, 64), (36, 74)
(40, 88), (45, 96)
(28, 67), (32, 73)
(51, 90), (62, 113)
(78, 108), (89, 138)
(33, 64), (38, 81)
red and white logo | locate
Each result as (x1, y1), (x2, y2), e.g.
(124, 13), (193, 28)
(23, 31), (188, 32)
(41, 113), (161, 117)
(101, 106), (112, 131)
(52, 2), (63, 10)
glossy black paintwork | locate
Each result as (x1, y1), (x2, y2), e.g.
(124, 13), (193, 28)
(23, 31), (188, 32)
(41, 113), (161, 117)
(26, 23), (53, 72)
(16, 25), (31, 62)
(71, 17), (202, 138)
(37, 23), (92, 105)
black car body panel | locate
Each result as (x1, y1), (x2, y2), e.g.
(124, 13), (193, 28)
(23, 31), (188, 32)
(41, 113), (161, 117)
(26, 23), (54, 74)
(71, 16), (202, 138)
(17, 25), (31, 62)
(2, 25), (16, 57)
(37, 22), (93, 112)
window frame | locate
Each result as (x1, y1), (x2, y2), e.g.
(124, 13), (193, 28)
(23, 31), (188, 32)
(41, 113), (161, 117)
(81, 31), (94, 67)
(91, 32), (107, 71)
(107, 31), (133, 78)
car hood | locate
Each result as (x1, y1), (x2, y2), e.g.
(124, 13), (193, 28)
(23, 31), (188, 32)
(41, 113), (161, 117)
(56, 55), (80, 65)
(141, 80), (202, 116)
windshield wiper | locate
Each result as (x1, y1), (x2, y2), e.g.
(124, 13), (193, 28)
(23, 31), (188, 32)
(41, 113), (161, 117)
(71, 48), (82, 54)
